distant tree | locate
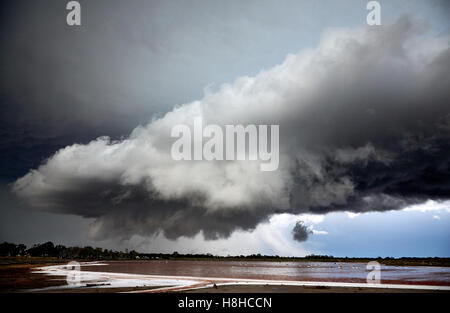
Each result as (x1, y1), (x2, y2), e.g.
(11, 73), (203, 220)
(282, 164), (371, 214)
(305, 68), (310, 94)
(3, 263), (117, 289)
(0, 242), (27, 256)
(17, 244), (26, 255)
(55, 245), (67, 258)
(27, 242), (57, 257)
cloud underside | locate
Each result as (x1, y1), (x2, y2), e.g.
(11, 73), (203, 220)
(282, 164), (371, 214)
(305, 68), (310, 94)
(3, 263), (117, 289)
(13, 17), (450, 241)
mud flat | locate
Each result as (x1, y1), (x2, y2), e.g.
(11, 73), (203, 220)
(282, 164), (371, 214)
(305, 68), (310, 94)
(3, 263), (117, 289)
(2, 259), (450, 293)
(27, 262), (450, 293)
(0, 262), (65, 292)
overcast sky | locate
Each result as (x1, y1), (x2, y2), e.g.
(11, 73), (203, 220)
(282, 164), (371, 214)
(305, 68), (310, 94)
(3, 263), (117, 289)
(1, 0), (449, 256)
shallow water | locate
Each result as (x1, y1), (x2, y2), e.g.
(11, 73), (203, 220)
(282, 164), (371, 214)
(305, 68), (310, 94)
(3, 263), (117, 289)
(81, 261), (450, 286)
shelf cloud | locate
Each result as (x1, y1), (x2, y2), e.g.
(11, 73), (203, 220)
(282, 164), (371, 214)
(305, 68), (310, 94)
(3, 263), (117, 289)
(12, 17), (450, 242)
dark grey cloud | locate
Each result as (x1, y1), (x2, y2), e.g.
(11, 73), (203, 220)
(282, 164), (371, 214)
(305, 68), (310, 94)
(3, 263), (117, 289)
(0, 183), (96, 247)
(2, 0), (448, 182)
(2, 0), (358, 180)
(10, 16), (450, 242)
(292, 221), (311, 242)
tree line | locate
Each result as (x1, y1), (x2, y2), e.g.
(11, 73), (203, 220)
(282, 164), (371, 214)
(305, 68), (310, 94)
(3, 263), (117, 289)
(0, 241), (140, 260)
(0, 242), (338, 260)
(0, 241), (449, 266)
(0, 241), (337, 260)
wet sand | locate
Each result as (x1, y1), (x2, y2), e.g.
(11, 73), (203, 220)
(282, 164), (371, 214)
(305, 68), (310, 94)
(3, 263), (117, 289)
(0, 262), (66, 292)
(0, 262), (167, 293)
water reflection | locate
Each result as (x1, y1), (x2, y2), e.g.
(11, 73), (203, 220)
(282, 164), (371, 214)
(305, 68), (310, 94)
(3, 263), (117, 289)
(81, 261), (450, 285)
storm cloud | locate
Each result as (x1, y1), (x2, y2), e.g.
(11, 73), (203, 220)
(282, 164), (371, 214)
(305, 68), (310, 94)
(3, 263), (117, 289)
(12, 17), (450, 241)
(292, 221), (312, 242)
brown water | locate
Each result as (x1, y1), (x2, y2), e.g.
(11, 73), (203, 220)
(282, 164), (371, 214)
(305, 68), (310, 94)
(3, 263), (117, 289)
(81, 260), (450, 286)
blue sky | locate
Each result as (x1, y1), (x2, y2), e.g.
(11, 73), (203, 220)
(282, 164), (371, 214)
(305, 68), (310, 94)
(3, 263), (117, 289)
(303, 205), (450, 257)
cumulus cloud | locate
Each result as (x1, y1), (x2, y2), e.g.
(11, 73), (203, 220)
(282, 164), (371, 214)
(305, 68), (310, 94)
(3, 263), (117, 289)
(402, 200), (450, 213)
(311, 229), (328, 235)
(347, 212), (360, 219)
(12, 17), (450, 242)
